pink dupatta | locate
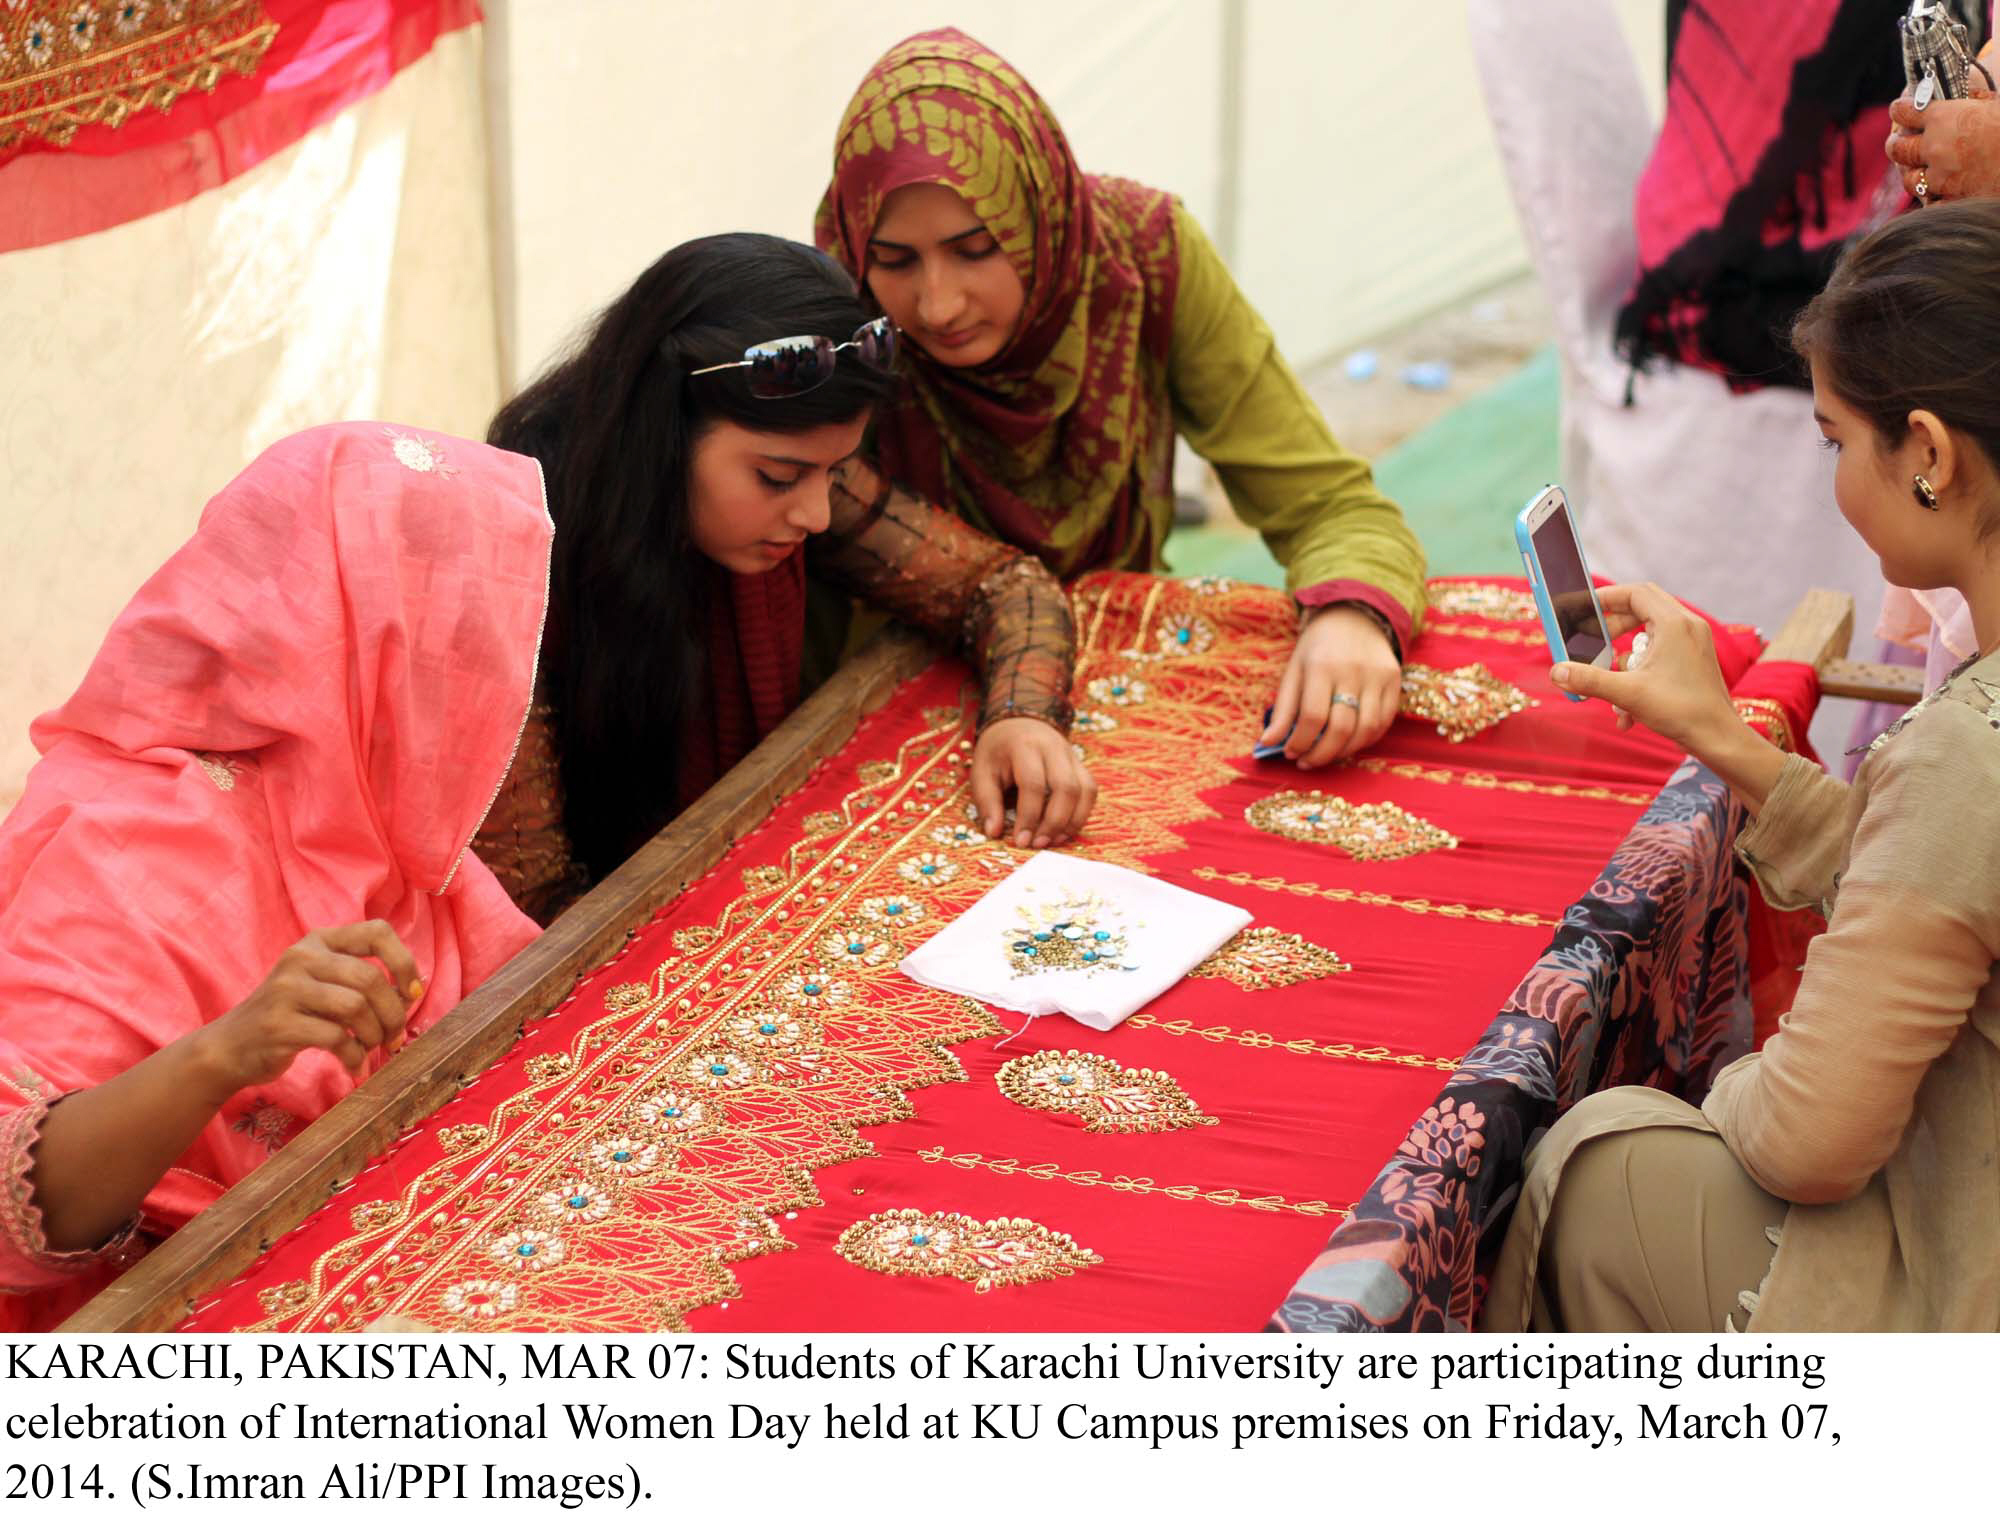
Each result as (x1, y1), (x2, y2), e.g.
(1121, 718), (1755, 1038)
(0, 422), (550, 1328)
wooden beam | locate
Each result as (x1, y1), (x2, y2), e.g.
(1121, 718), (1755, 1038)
(62, 627), (937, 1334)
(1821, 658), (1924, 707)
(1761, 588), (1854, 671)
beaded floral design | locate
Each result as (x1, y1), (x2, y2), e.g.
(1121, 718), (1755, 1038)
(1086, 673), (1149, 706)
(1426, 581), (1538, 622)
(540, 1180), (615, 1225)
(724, 1010), (816, 1052)
(858, 895), (927, 929)
(835, 1208), (1101, 1292)
(383, 426), (458, 476)
(1071, 708), (1118, 734)
(995, 1049), (1217, 1133)
(684, 1050), (756, 1090)
(490, 1226), (565, 1274)
(781, 968), (850, 1009)
(1156, 611), (1217, 656)
(441, 1280), (517, 1320)
(587, 1136), (662, 1176)
(229, 1097), (296, 1154)
(1002, 891), (1137, 977)
(1189, 925), (1351, 990)
(1399, 663), (1533, 743)
(603, 981), (652, 1013)
(631, 1088), (707, 1138)
(898, 853), (957, 886)
(1246, 791), (1458, 861)
(930, 822), (986, 849)
(818, 926), (900, 967)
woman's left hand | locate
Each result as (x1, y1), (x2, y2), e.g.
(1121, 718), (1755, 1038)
(1259, 604), (1403, 767)
(970, 716), (1098, 849)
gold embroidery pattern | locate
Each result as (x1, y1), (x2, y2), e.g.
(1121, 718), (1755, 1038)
(995, 1049), (1216, 1134)
(1426, 581), (1539, 622)
(915, 1147), (1350, 1219)
(0, 1), (278, 151)
(1424, 620), (1541, 646)
(1245, 791), (1458, 861)
(835, 1208), (1100, 1292)
(1338, 755), (1652, 806)
(1188, 926), (1350, 990)
(604, 982), (652, 1014)
(1156, 611), (1217, 656)
(1190, 866), (1557, 927)
(194, 752), (240, 791)
(1003, 891), (1135, 976)
(207, 579), (1355, 1332)
(1122, 1014), (1458, 1071)
(1400, 663), (1534, 743)
(1733, 697), (1796, 756)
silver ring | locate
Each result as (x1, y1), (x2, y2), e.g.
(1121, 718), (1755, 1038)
(1332, 691), (1362, 710)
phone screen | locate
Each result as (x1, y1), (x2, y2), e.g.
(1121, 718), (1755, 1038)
(1532, 504), (1609, 663)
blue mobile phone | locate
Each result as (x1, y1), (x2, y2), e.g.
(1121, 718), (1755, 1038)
(1514, 485), (1612, 704)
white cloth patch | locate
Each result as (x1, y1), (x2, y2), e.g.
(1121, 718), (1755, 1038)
(897, 851), (1251, 1032)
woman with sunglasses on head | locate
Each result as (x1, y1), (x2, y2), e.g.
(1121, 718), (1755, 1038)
(1481, 201), (2000, 1333)
(478, 233), (1089, 923)
(815, 29), (1427, 768)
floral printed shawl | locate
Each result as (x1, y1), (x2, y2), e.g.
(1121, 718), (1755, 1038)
(816, 28), (1181, 577)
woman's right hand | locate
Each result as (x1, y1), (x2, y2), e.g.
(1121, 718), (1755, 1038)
(1546, 583), (1741, 755)
(190, 922), (423, 1098)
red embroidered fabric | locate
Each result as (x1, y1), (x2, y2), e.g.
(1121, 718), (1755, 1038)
(179, 575), (1759, 1334)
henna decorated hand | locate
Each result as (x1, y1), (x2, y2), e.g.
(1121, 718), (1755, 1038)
(1888, 86), (2000, 201)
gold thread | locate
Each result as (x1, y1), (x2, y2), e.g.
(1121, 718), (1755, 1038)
(1189, 865), (1557, 927)
(1424, 620), (1542, 645)
(1188, 926), (1350, 990)
(834, 1208), (1100, 1291)
(1245, 791), (1458, 861)
(1733, 697), (1797, 756)
(915, 1147), (1350, 1219)
(1339, 755), (1652, 806)
(1122, 1014), (1459, 1071)
(995, 1049), (1216, 1133)
(1400, 662), (1535, 742)
(1425, 582), (1539, 622)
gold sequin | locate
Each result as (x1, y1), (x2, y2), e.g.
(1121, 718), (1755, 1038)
(1426, 581), (1539, 622)
(915, 1148), (1349, 1219)
(437, 1124), (492, 1154)
(995, 1049), (1216, 1134)
(194, 753), (240, 792)
(1191, 865), (1556, 927)
(349, 1200), (403, 1234)
(1400, 662), (1534, 742)
(1188, 925), (1351, 989)
(835, 1208), (1100, 1292)
(1733, 697), (1797, 756)
(604, 982), (653, 1013)
(522, 1053), (574, 1085)
(1245, 791), (1458, 861)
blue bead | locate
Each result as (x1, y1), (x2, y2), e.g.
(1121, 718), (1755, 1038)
(803, 983), (821, 995)
(758, 1023), (778, 1035)
(612, 1149), (632, 1161)
(709, 1063), (729, 1076)
(847, 942), (865, 953)
(568, 1195), (588, 1209)
(1083, 951), (1099, 962)
(517, 1243), (536, 1257)
(1057, 1074), (1076, 1086)
(1013, 942), (1034, 952)
(920, 864), (936, 875)
(1177, 628), (1191, 644)
(1033, 931), (1051, 942)
(885, 903), (903, 915)
(1094, 930), (1111, 941)
(910, 1233), (929, 1247)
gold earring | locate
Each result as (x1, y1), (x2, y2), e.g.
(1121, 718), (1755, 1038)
(1914, 473), (1940, 509)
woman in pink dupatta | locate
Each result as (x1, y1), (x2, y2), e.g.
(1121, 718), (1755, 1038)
(0, 422), (551, 1331)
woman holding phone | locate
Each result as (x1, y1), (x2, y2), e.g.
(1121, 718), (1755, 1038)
(1483, 201), (2000, 1332)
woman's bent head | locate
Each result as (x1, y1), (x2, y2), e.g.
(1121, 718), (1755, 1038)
(1794, 200), (2000, 591)
(490, 232), (893, 876)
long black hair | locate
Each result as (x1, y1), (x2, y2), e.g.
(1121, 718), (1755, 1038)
(490, 233), (892, 879)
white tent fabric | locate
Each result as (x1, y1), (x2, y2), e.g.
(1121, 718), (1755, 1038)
(0, 28), (503, 807)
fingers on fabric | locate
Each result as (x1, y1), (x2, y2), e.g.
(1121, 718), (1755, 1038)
(1351, 680), (1396, 757)
(1071, 763), (1100, 841)
(1299, 681), (1358, 769)
(319, 919), (423, 1004)
(969, 749), (1006, 838)
(1262, 662), (1303, 747)
(1011, 754), (1048, 849)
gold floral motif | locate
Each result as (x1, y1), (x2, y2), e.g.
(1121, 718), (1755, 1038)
(1085, 673), (1148, 706)
(1733, 697), (1796, 755)
(1156, 611), (1217, 656)
(1071, 708), (1118, 734)
(671, 925), (718, 954)
(818, 927), (899, 966)
(539, 1179), (615, 1225)
(740, 865), (788, 893)
(929, 822), (985, 849)
(1003, 890), (1134, 976)
(1190, 865), (1557, 927)
(995, 1049), (1216, 1133)
(604, 981), (653, 1013)
(723, 1009), (817, 1053)
(349, 1200), (402, 1234)
(857, 894), (927, 929)
(915, 1148), (1349, 1219)
(1338, 755), (1651, 806)
(1426, 581), (1539, 622)
(1423, 620), (1541, 645)
(1189, 925), (1351, 989)
(834, 1207), (1100, 1293)
(1245, 791), (1458, 861)
(1399, 662), (1534, 742)
(897, 853), (957, 886)
(0, 1), (278, 151)
(440, 1279), (518, 1321)
(857, 760), (901, 787)
(800, 811), (845, 838)
(522, 1053), (574, 1085)
(194, 752), (240, 791)
(922, 705), (968, 729)
(256, 1279), (312, 1318)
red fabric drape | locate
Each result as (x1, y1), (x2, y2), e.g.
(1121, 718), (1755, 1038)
(0, 0), (480, 253)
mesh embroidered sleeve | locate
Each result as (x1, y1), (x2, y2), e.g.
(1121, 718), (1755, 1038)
(468, 697), (591, 925)
(818, 459), (1076, 734)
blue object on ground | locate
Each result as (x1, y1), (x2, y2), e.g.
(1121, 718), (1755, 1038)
(1400, 361), (1453, 391)
(1343, 349), (1379, 382)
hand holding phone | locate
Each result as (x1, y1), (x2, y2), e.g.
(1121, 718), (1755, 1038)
(1515, 486), (1613, 702)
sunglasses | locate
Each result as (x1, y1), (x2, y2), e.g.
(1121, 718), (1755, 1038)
(687, 316), (899, 398)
